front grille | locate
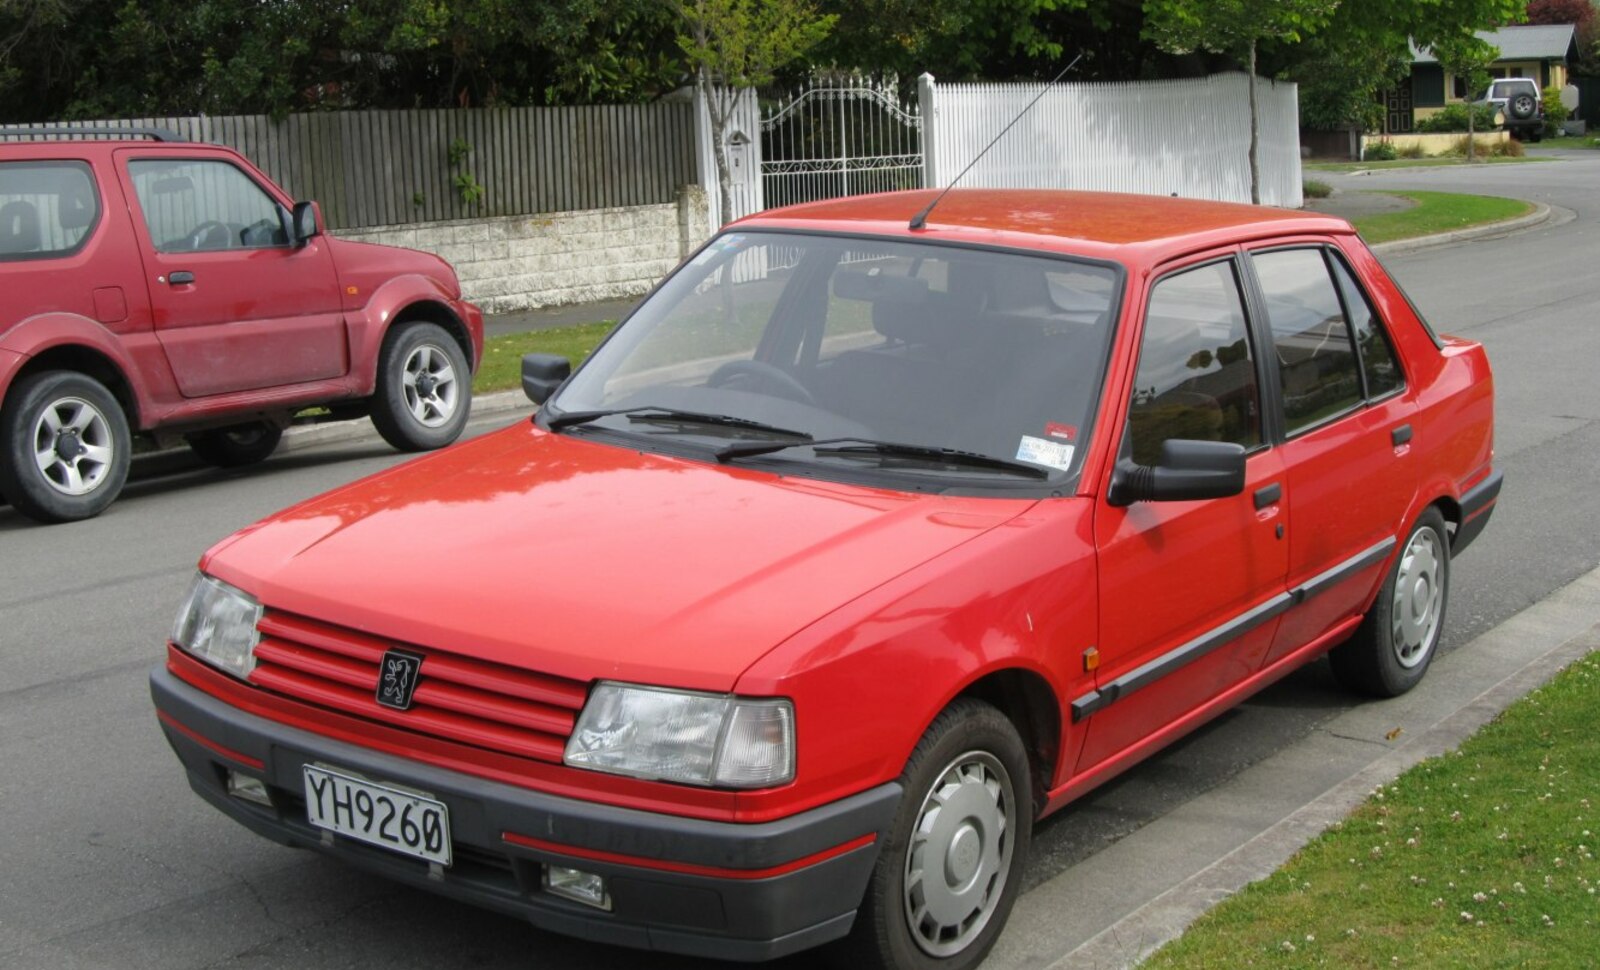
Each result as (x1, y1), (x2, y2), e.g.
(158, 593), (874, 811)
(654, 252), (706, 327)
(250, 610), (588, 764)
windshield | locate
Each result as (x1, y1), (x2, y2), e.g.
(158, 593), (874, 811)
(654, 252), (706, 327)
(549, 231), (1122, 490)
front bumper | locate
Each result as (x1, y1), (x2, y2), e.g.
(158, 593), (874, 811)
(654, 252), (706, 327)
(150, 665), (900, 962)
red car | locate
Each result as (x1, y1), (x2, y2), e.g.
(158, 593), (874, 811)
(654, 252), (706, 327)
(0, 128), (483, 523)
(151, 189), (1498, 970)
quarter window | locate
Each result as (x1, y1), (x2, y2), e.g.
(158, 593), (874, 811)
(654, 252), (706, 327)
(1129, 261), (1261, 466)
(1329, 255), (1404, 399)
(0, 161), (99, 260)
(1253, 249), (1364, 436)
(128, 158), (289, 253)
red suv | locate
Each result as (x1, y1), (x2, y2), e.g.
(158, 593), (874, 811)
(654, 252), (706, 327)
(151, 190), (1498, 969)
(0, 128), (482, 523)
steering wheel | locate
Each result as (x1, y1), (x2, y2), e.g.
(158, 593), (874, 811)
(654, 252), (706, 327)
(706, 360), (817, 405)
(186, 221), (233, 251)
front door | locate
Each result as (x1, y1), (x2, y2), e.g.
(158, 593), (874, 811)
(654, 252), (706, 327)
(1079, 255), (1290, 772)
(118, 149), (346, 398)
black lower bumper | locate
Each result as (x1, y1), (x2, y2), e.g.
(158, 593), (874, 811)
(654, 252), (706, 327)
(1452, 469), (1502, 557)
(150, 665), (900, 962)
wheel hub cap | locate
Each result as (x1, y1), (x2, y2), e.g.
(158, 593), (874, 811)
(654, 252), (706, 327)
(903, 751), (1015, 957)
(31, 396), (113, 497)
(401, 344), (458, 429)
(1392, 528), (1443, 669)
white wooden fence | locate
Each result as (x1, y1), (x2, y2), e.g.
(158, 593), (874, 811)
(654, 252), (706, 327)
(920, 72), (1303, 209)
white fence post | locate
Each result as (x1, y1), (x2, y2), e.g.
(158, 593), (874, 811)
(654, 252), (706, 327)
(918, 73), (939, 189)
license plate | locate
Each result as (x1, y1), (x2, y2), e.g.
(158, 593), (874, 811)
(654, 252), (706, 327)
(303, 765), (452, 866)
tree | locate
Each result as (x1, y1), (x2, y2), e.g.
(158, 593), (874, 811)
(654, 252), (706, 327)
(1144, 0), (1337, 203)
(676, 0), (836, 225)
(1524, 0), (1598, 74)
(1432, 35), (1499, 161)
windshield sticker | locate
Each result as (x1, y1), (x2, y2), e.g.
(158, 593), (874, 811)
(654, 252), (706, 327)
(1044, 422), (1078, 443)
(1016, 435), (1074, 471)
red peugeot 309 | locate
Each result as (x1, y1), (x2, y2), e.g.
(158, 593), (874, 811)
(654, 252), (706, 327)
(151, 189), (1498, 970)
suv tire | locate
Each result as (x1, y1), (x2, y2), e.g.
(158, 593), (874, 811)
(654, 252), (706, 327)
(185, 421), (284, 468)
(1509, 92), (1537, 120)
(370, 321), (472, 452)
(0, 370), (131, 523)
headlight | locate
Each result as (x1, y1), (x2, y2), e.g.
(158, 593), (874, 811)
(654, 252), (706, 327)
(171, 573), (262, 680)
(564, 682), (794, 789)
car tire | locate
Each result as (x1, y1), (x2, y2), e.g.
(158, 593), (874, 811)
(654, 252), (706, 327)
(833, 698), (1031, 970)
(0, 370), (131, 523)
(1330, 507), (1450, 698)
(185, 422), (284, 468)
(370, 321), (471, 452)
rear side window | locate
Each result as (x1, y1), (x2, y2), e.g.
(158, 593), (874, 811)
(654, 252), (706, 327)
(1129, 260), (1262, 465)
(1329, 255), (1405, 399)
(0, 161), (100, 260)
(1252, 248), (1364, 436)
(128, 158), (289, 253)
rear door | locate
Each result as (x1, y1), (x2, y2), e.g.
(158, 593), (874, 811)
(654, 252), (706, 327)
(116, 148), (346, 398)
(1244, 244), (1415, 667)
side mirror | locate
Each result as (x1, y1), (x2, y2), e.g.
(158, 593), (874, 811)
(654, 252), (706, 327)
(291, 201), (319, 245)
(1108, 439), (1246, 507)
(522, 353), (572, 405)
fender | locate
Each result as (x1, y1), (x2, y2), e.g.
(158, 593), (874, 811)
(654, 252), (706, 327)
(0, 311), (179, 429)
(345, 274), (479, 396)
(735, 498), (1097, 822)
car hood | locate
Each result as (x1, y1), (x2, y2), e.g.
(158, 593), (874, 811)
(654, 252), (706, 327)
(205, 423), (1034, 691)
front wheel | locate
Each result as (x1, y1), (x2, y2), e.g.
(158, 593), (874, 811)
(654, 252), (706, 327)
(185, 421), (283, 468)
(370, 321), (471, 452)
(0, 370), (131, 523)
(834, 699), (1031, 970)
(1330, 507), (1450, 697)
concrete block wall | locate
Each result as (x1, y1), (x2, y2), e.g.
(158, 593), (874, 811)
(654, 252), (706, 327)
(335, 185), (710, 314)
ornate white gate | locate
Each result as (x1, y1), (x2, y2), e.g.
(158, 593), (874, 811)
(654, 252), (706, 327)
(759, 74), (924, 211)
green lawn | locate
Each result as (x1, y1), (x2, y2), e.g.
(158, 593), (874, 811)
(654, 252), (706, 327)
(1352, 191), (1533, 245)
(1142, 650), (1600, 969)
(473, 321), (617, 393)
(1533, 135), (1600, 150)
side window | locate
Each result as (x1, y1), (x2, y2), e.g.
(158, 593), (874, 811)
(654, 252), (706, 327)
(1129, 261), (1261, 466)
(1253, 249), (1363, 435)
(0, 160), (99, 260)
(1329, 255), (1405, 398)
(128, 158), (288, 253)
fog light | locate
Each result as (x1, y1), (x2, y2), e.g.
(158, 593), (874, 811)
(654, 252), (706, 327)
(226, 770), (273, 807)
(544, 865), (611, 910)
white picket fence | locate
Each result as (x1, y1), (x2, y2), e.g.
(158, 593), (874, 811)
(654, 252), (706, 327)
(921, 72), (1303, 209)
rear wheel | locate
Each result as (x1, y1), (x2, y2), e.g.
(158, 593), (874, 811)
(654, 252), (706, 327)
(185, 421), (283, 468)
(370, 321), (471, 452)
(0, 370), (131, 523)
(1330, 507), (1450, 697)
(834, 699), (1031, 970)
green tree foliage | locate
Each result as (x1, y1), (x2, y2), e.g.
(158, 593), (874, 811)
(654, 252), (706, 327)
(813, 0), (1084, 81)
(1144, 0), (1338, 202)
(676, 0), (835, 224)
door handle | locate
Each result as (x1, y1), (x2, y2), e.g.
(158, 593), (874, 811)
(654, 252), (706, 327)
(1391, 424), (1413, 447)
(1253, 482), (1281, 510)
(168, 271), (195, 285)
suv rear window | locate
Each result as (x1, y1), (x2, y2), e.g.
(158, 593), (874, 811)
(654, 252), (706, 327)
(0, 161), (99, 260)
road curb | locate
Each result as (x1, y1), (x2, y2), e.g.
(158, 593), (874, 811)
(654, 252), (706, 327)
(1368, 200), (1552, 256)
(275, 390), (532, 456)
(1038, 565), (1600, 970)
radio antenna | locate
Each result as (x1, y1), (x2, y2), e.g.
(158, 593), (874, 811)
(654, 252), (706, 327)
(909, 53), (1083, 231)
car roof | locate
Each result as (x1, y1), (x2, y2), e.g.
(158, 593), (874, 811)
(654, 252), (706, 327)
(736, 188), (1356, 268)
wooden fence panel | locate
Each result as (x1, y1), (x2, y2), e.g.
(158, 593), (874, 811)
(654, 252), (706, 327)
(1, 103), (698, 230)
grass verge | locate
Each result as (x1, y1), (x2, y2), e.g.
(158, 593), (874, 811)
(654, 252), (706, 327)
(473, 321), (617, 393)
(1533, 135), (1600, 150)
(1352, 191), (1532, 245)
(1306, 157), (1548, 173)
(1141, 650), (1600, 969)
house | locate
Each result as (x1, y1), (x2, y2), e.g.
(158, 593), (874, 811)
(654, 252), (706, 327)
(1381, 24), (1578, 133)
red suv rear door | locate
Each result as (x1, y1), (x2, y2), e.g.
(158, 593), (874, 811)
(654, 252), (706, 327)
(115, 147), (346, 398)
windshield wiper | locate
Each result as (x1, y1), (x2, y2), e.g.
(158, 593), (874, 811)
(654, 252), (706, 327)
(716, 436), (1050, 479)
(545, 406), (810, 440)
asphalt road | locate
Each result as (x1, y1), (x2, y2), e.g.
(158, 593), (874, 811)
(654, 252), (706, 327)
(4, 151), (1599, 970)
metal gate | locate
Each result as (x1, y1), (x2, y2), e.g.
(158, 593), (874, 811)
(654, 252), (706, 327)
(759, 74), (923, 210)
